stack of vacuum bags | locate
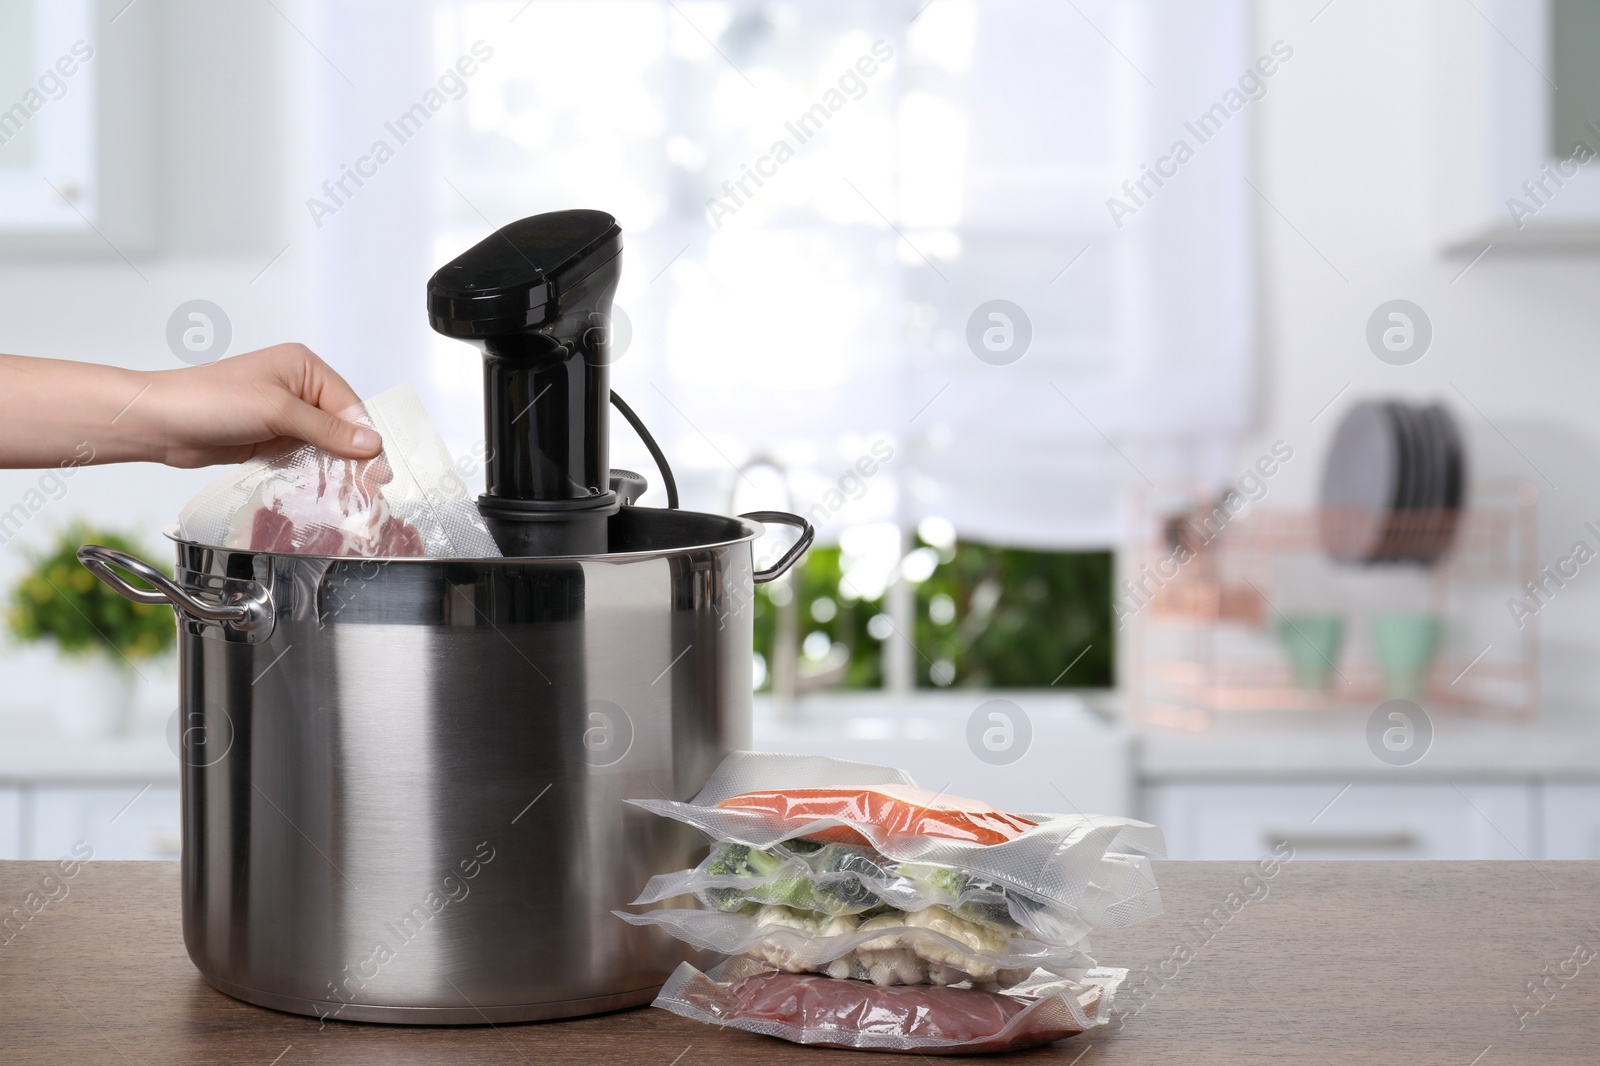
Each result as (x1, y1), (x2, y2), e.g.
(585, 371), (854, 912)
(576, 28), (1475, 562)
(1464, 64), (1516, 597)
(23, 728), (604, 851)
(619, 752), (1165, 1054)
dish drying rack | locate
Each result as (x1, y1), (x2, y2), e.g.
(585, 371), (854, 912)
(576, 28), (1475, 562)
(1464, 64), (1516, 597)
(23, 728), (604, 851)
(1126, 480), (1538, 729)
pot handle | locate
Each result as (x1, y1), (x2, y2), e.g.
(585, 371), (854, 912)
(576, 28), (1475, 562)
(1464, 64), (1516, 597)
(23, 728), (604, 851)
(77, 545), (272, 632)
(740, 511), (815, 584)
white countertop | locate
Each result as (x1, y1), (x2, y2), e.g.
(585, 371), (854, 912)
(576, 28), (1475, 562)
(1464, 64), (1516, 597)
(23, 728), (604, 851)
(1132, 705), (1600, 779)
(6, 690), (1600, 788)
(758, 693), (1600, 783)
(754, 690), (1132, 815)
(0, 695), (178, 784)
(0, 736), (176, 785)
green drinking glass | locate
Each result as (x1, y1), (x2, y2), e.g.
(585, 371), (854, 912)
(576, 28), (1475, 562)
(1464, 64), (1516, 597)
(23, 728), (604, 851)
(1277, 615), (1345, 693)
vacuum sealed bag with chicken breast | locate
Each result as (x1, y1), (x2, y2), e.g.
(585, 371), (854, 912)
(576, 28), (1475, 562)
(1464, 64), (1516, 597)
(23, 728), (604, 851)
(652, 955), (1125, 1055)
(616, 901), (1096, 987)
(178, 382), (499, 558)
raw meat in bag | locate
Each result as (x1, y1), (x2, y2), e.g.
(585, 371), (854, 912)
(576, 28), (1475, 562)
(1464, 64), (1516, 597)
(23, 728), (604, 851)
(652, 957), (1124, 1055)
(178, 383), (499, 558)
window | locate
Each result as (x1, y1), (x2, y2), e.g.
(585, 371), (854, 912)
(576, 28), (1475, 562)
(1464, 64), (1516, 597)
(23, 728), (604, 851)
(753, 532), (1114, 693)
(426, 0), (1254, 545)
(0, 0), (97, 232)
(298, 1), (1253, 693)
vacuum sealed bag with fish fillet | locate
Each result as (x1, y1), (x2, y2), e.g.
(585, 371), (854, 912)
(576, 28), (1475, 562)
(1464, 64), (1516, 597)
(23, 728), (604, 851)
(651, 956), (1123, 1055)
(713, 784), (1038, 846)
(178, 383), (499, 558)
(627, 752), (1165, 919)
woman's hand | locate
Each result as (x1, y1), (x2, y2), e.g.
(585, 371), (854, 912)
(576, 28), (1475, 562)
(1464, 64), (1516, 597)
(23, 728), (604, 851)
(0, 344), (382, 470)
(138, 344), (381, 467)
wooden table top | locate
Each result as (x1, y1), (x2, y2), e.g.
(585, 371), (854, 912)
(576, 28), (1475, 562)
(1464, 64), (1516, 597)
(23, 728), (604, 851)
(1, 859), (1594, 1064)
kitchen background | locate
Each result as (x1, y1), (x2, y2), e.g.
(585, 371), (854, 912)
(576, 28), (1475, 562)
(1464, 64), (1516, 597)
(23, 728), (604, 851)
(2, 0), (1599, 862)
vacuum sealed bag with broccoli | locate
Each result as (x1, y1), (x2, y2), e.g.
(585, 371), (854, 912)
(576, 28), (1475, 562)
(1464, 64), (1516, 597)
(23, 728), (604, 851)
(628, 839), (1159, 945)
(178, 382), (499, 558)
(653, 956), (1126, 1056)
(619, 752), (1163, 1053)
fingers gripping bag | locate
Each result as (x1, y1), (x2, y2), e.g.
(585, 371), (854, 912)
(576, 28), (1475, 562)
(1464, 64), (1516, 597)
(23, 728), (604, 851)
(652, 956), (1126, 1055)
(178, 382), (499, 558)
(626, 752), (1165, 923)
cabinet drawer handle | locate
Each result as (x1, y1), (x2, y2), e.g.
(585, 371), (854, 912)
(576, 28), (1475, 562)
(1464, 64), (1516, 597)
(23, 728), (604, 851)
(1266, 831), (1420, 851)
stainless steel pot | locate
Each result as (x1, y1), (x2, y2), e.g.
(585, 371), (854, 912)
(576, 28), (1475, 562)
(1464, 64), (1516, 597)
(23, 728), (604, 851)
(79, 506), (811, 1024)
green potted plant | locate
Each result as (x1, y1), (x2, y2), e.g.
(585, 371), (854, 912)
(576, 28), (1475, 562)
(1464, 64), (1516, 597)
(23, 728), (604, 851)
(8, 523), (175, 737)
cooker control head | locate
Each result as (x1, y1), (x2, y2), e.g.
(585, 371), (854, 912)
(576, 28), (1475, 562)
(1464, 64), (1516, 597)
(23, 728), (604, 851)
(427, 209), (624, 556)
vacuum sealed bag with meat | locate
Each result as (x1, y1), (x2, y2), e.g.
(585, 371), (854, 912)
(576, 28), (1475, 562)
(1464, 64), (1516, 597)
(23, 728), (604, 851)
(178, 383), (499, 558)
(627, 752), (1165, 920)
(651, 956), (1124, 1055)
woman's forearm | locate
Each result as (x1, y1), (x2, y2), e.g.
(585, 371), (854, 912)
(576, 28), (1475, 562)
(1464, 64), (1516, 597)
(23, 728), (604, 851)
(0, 345), (377, 471)
(0, 354), (157, 469)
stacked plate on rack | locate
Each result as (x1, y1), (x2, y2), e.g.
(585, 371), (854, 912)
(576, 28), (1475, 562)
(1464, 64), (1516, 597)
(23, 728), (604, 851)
(1319, 400), (1465, 565)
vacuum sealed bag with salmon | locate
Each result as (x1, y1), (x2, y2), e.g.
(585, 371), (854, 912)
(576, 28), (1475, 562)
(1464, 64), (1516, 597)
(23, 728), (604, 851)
(178, 383), (499, 558)
(626, 752), (1165, 920)
(651, 956), (1125, 1055)
(713, 784), (1038, 846)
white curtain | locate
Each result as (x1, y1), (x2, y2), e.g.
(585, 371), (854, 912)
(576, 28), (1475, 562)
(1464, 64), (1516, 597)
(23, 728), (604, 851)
(312, 0), (1255, 548)
(901, 0), (1255, 548)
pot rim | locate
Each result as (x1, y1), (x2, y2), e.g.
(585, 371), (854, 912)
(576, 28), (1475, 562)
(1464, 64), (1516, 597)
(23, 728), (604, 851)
(160, 506), (766, 565)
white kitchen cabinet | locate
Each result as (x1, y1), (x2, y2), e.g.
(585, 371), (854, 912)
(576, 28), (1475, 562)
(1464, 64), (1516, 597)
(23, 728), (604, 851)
(0, 787), (20, 859)
(28, 784), (181, 861)
(1432, 0), (1600, 248)
(1542, 784), (1600, 858)
(1145, 781), (1535, 860)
